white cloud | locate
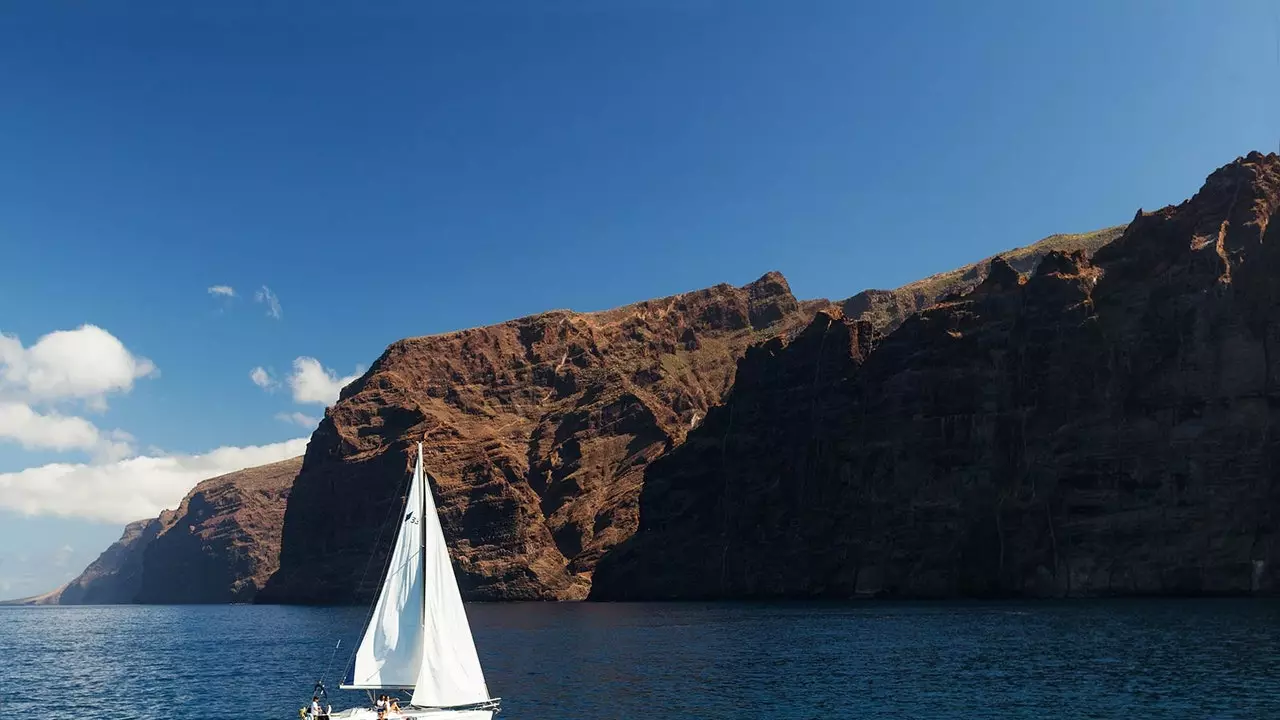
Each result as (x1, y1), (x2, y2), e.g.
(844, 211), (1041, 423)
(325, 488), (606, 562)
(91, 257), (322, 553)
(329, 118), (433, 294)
(0, 325), (156, 406)
(250, 366), (277, 391)
(0, 437), (309, 523)
(275, 411), (320, 428)
(254, 286), (282, 320)
(0, 402), (97, 451)
(288, 357), (361, 405)
(0, 326), (150, 462)
(207, 285), (236, 298)
(0, 402), (133, 460)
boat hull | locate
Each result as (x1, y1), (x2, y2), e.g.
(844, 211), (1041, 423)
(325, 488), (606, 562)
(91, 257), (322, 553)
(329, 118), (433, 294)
(323, 710), (493, 720)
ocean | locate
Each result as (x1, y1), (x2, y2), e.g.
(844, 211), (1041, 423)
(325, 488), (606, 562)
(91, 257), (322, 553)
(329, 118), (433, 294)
(1, 600), (1277, 719)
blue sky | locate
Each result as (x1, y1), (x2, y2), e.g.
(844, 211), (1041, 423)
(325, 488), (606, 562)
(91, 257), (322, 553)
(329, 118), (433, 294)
(1, 0), (1278, 598)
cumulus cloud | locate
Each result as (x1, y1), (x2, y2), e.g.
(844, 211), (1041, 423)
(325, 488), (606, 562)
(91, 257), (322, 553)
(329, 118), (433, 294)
(0, 437), (309, 523)
(0, 402), (98, 452)
(254, 286), (282, 320)
(275, 411), (320, 428)
(250, 366), (277, 391)
(0, 326), (152, 461)
(0, 325), (156, 407)
(207, 285), (236, 298)
(0, 402), (133, 460)
(288, 357), (361, 405)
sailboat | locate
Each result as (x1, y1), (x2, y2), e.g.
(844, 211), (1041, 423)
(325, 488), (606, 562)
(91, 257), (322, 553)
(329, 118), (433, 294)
(315, 442), (501, 719)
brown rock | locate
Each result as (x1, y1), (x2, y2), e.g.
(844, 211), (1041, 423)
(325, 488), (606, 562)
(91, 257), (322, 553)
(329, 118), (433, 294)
(258, 273), (815, 603)
(134, 457), (302, 603)
(591, 152), (1280, 600)
(26, 457), (302, 605)
(46, 224), (1131, 605)
(840, 226), (1125, 333)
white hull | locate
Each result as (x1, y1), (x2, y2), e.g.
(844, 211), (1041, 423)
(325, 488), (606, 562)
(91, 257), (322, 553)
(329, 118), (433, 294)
(324, 710), (493, 720)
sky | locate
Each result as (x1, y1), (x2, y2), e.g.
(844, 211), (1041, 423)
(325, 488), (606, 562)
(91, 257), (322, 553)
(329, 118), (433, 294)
(1, 0), (1278, 598)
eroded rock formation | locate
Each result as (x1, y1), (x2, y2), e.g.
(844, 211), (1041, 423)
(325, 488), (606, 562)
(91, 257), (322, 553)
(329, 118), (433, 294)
(46, 457), (301, 604)
(136, 456), (302, 603)
(592, 152), (1280, 600)
(840, 225), (1125, 333)
(259, 274), (818, 602)
(42, 176), (1161, 604)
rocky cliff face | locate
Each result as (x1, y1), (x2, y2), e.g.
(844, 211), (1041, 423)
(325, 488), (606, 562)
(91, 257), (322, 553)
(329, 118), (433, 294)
(47, 457), (302, 604)
(135, 457), (302, 603)
(592, 152), (1280, 600)
(37, 191), (1149, 605)
(840, 225), (1125, 333)
(259, 274), (817, 603)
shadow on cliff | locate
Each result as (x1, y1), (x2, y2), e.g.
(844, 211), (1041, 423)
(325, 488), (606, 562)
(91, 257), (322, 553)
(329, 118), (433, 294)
(592, 152), (1280, 602)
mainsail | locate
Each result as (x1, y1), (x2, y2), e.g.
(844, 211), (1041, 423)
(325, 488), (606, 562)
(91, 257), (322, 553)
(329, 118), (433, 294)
(410, 454), (489, 708)
(341, 443), (492, 711)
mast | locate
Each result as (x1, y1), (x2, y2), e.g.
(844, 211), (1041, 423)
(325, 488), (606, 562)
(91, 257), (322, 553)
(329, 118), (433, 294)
(419, 442), (427, 635)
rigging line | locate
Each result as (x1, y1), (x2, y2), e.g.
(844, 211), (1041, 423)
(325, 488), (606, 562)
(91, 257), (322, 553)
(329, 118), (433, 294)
(315, 639), (342, 690)
(372, 549), (424, 592)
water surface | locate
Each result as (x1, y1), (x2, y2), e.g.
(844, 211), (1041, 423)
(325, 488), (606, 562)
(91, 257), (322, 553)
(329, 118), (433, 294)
(1, 600), (1277, 718)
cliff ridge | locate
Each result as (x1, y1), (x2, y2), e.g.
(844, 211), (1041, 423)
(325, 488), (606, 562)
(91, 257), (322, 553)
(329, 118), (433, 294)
(592, 152), (1280, 600)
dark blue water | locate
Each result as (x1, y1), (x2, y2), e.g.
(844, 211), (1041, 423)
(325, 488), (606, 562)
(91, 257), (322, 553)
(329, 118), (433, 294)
(1, 600), (1278, 719)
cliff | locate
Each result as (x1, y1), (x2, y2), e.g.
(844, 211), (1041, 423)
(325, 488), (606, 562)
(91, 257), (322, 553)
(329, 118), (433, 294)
(840, 225), (1125, 333)
(135, 456), (302, 602)
(257, 274), (817, 603)
(591, 152), (1280, 600)
(45, 457), (302, 604)
(45, 214), (1128, 604)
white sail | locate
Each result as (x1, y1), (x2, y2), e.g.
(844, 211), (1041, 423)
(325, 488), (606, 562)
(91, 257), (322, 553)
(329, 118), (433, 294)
(409, 442), (491, 708)
(336, 443), (495, 716)
(343, 450), (427, 689)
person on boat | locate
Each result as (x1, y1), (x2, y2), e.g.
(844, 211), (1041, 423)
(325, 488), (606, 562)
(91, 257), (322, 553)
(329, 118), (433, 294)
(309, 697), (322, 719)
(388, 697), (401, 713)
(374, 695), (388, 714)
